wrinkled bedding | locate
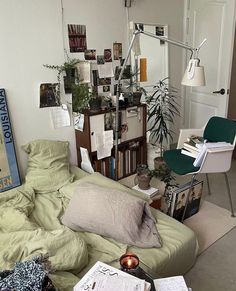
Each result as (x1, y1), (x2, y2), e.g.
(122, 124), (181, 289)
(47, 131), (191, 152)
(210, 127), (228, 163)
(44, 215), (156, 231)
(0, 166), (198, 290)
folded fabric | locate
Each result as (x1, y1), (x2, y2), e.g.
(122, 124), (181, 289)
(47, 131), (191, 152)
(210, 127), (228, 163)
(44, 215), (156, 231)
(62, 182), (162, 248)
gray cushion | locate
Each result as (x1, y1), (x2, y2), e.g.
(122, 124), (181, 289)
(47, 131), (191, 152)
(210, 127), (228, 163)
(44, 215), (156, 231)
(61, 182), (162, 248)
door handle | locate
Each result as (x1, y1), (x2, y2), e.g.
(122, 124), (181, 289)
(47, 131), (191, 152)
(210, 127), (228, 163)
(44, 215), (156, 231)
(212, 88), (225, 95)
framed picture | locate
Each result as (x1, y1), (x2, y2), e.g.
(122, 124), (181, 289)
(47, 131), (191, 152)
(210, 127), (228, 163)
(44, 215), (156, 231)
(0, 89), (21, 192)
(170, 180), (203, 221)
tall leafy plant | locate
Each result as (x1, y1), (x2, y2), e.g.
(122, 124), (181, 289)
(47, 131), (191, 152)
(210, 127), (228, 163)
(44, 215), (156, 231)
(145, 77), (180, 157)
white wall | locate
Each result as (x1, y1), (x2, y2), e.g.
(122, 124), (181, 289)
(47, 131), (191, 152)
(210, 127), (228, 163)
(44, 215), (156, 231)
(0, 0), (184, 178)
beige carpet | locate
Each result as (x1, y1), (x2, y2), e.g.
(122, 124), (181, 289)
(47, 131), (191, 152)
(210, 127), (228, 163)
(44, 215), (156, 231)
(119, 177), (236, 255)
(184, 200), (236, 254)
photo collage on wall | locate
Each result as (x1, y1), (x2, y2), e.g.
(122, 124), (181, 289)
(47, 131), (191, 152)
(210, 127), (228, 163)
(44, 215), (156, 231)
(68, 23), (125, 98)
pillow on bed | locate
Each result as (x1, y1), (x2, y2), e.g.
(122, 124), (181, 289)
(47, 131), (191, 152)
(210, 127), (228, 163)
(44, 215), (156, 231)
(61, 182), (162, 248)
(22, 139), (74, 193)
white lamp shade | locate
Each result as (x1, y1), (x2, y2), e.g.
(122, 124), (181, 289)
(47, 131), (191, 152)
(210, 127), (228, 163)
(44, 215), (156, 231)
(181, 65), (206, 87)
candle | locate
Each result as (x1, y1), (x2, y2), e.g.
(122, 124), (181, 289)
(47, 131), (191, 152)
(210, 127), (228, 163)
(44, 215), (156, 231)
(120, 253), (139, 272)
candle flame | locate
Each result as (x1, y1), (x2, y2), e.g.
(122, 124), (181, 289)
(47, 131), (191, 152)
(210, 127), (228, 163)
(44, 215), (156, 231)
(127, 258), (132, 267)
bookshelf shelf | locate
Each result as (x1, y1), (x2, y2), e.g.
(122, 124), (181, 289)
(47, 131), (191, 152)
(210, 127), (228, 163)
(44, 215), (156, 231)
(75, 104), (147, 180)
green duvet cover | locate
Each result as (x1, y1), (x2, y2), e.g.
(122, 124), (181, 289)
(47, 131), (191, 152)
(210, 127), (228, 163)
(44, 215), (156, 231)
(0, 166), (198, 290)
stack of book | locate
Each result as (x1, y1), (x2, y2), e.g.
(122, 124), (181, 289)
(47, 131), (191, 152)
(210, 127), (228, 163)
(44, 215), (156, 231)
(181, 135), (206, 158)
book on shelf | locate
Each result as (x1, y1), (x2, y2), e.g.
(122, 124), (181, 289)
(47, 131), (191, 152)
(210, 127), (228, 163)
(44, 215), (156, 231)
(73, 261), (151, 291)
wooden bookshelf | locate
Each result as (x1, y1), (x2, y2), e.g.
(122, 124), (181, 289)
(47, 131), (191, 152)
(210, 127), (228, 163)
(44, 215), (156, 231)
(75, 104), (147, 180)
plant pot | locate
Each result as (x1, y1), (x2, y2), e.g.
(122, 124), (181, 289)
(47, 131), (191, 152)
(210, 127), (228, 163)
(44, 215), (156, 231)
(154, 157), (171, 177)
(136, 173), (151, 190)
(89, 97), (102, 112)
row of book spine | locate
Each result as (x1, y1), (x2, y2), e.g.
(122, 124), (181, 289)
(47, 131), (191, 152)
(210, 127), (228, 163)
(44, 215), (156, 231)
(92, 148), (141, 179)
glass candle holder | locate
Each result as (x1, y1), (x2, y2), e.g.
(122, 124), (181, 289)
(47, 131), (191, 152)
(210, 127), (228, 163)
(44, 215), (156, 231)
(119, 253), (139, 273)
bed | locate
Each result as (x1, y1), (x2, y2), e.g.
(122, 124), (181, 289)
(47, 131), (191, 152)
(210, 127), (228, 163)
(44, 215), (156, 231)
(0, 140), (199, 290)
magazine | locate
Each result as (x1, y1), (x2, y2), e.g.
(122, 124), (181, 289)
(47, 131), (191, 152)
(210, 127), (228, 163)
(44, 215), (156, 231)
(170, 180), (203, 221)
(73, 261), (151, 291)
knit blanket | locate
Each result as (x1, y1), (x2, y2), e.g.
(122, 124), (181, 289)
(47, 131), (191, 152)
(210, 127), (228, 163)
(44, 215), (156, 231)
(0, 256), (55, 291)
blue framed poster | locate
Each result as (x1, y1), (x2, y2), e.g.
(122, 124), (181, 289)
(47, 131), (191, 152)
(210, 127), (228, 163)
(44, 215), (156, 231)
(0, 89), (21, 192)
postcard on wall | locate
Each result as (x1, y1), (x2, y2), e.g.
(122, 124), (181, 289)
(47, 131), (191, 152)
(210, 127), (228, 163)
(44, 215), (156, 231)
(113, 42), (122, 60)
(84, 49), (96, 60)
(40, 83), (60, 108)
(68, 24), (87, 53)
(0, 89), (21, 192)
(104, 49), (112, 62)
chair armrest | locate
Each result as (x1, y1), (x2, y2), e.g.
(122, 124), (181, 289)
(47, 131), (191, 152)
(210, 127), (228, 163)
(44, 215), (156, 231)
(207, 145), (234, 153)
(177, 128), (204, 149)
(199, 146), (234, 173)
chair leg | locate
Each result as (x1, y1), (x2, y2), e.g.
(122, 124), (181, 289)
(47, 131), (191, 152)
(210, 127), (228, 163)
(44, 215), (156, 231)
(206, 173), (211, 195)
(224, 173), (235, 217)
(181, 174), (197, 223)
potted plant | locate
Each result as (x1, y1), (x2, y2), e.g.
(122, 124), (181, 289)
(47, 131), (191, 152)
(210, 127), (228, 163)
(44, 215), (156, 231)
(145, 77), (180, 172)
(136, 163), (172, 190)
(121, 65), (147, 105)
(72, 83), (92, 113)
(43, 54), (81, 94)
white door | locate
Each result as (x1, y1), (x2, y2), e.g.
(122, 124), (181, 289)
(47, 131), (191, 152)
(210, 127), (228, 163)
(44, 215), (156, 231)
(184, 0), (236, 128)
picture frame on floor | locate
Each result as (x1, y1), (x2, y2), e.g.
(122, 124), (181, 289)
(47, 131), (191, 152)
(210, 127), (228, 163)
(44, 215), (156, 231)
(170, 180), (203, 221)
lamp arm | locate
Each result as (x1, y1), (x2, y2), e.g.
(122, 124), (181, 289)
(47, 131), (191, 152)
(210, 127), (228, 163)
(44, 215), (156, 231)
(139, 29), (196, 55)
(114, 29), (205, 180)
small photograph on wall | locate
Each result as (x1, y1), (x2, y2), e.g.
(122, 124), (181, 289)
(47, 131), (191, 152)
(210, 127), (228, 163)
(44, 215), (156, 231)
(0, 89), (21, 192)
(85, 49), (96, 61)
(97, 55), (105, 65)
(113, 43), (122, 60)
(104, 49), (112, 62)
(40, 83), (60, 108)
(103, 85), (110, 92)
(92, 70), (99, 86)
(99, 78), (111, 86)
(156, 26), (165, 45)
(68, 24), (87, 53)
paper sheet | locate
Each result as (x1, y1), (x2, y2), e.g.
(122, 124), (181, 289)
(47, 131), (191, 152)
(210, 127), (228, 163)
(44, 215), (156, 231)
(97, 63), (114, 78)
(154, 276), (188, 291)
(80, 147), (94, 173)
(93, 275), (145, 291)
(193, 142), (232, 167)
(50, 104), (70, 128)
(95, 130), (113, 160)
(73, 112), (84, 131)
(77, 62), (91, 83)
